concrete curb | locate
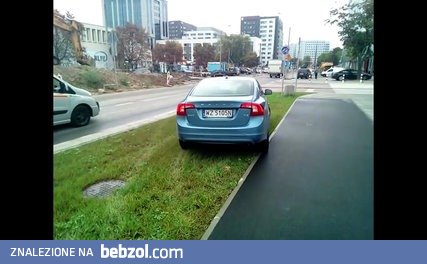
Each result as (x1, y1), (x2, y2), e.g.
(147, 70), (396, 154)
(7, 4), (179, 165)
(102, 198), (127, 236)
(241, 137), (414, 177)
(200, 97), (300, 239)
(54, 111), (175, 154)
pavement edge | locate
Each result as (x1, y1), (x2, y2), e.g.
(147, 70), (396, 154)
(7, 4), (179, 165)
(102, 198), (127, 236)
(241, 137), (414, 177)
(200, 97), (300, 240)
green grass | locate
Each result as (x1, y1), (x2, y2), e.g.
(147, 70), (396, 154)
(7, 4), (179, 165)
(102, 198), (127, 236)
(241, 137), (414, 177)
(54, 92), (305, 239)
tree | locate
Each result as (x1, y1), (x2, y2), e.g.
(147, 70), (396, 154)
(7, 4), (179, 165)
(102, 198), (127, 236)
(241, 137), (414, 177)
(327, 0), (373, 75)
(152, 41), (183, 65)
(218, 35), (253, 65)
(192, 43), (215, 68)
(242, 52), (259, 67)
(53, 27), (75, 64)
(53, 10), (77, 65)
(116, 23), (150, 70)
(302, 56), (312, 68)
(317, 47), (343, 66)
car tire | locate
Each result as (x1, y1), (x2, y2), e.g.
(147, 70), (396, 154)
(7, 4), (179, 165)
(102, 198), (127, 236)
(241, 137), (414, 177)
(257, 134), (269, 153)
(338, 75), (344, 81)
(179, 140), (189, 150)
(71, 105), (91, 127)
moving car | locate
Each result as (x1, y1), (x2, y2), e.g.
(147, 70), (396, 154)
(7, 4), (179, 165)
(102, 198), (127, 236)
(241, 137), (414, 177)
(297, 68), (311, 79)
(53, 75), (100, 126)
(332, 69), (372, 81)
(321, 67), (344, 78)
(176, 76), (272, 152)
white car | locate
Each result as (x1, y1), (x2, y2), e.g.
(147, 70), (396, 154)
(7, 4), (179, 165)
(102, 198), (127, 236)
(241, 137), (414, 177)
(53, 75), (100, 126)
(322, 67), (344, 78)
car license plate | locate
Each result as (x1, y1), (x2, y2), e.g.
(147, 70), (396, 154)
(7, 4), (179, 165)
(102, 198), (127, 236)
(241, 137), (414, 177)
(203, 109), (232, 118)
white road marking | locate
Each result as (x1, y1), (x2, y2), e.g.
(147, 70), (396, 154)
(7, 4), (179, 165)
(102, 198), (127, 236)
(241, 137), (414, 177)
(115, 102), (134, 107)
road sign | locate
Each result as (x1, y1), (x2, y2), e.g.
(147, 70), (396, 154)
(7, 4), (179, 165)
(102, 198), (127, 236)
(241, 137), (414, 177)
(283, 54), (292, 61)
(281, 46), (289, 55)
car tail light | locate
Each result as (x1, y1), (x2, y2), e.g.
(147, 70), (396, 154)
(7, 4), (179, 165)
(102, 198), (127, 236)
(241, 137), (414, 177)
(240, 102), (264, 116)
(176, 102), (195, 116)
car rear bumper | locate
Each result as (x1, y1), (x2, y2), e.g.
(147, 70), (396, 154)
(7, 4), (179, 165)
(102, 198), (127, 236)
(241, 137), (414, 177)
(177, 118), (268, 144)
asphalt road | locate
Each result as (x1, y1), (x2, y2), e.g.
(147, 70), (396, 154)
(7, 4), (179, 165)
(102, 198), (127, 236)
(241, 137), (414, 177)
(53, 83), (194, 145)
(207, 96), (374, 239)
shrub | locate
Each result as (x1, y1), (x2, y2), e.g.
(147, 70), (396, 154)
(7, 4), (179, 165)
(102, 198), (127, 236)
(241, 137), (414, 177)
(80, 70), (104, 88)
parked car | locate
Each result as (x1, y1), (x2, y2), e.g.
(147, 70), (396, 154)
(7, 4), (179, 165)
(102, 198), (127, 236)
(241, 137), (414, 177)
(210, 70), (227, 77)
(297, 68), (311, 79)
(322, 67), (344, 78)
(332, 69), (372, 81)
(53, 75), (100, 126)
(226, 67), (240, 76)
(176, 76), (272, 152)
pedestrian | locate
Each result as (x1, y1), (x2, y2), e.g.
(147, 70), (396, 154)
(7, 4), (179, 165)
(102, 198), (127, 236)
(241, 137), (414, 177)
(314, 68), (318, 79)
(166, 71), (173, 86)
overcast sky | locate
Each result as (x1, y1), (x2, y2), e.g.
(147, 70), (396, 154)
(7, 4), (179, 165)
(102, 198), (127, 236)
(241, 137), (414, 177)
(53, 0), (347, 48)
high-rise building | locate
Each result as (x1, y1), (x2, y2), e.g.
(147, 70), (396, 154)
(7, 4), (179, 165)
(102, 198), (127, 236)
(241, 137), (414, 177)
(241, 16), (283, 65)
(169, 21), (197, 39)
(103, 0), (168, 47)
(290, 40), (330, 63)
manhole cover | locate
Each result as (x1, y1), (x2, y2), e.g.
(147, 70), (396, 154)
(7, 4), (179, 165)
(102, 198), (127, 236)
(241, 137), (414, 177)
(83, 180), (126, 198)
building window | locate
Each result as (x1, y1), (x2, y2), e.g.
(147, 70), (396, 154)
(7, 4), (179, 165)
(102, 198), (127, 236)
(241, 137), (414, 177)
(97, 30), (101, 43)
(86, 28), (91, 41)
(92, 29), (96, 42)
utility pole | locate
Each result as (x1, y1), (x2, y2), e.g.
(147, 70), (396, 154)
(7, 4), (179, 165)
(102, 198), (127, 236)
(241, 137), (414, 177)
(294, 37), (301, 90)
(281, 27), (291, 95)
(104, 1), (118, 87)
(219, 34), (222, 64)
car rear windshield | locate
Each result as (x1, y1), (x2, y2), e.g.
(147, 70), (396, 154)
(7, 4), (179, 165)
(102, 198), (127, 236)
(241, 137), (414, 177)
(190, 79), (254, 97)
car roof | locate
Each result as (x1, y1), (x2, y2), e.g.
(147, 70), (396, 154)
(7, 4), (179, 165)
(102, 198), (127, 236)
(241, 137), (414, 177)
(203, 76), (256, 82)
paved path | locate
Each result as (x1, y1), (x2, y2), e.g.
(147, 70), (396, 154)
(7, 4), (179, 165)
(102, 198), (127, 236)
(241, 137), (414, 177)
(206, 95), (373, 239)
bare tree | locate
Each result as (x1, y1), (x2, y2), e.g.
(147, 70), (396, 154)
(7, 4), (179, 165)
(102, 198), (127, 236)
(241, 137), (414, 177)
(152, 41), (183, 64)
(116, 23), (150, 70)
(193, 43), (215, 68)
(53, 27), (75, 64)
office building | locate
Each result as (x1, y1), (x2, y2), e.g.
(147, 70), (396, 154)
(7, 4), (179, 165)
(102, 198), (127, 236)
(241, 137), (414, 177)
(103, 0), (169, 47)
(290, 40), (330, 62)
(241, 15), (283, 65)
(169, 20), (197, 39)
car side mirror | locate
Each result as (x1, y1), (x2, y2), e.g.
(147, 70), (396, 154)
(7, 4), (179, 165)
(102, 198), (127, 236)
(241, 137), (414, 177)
(264, 89), (272, 95)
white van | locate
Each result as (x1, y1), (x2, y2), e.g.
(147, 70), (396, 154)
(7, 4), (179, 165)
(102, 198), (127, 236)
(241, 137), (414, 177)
(267, 60), (283, 78)
(53, 75), (100, 126)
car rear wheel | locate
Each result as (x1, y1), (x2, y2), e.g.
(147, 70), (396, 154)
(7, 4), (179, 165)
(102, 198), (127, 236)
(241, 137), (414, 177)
(71, 105), (91, 127)
(179, 140), (189, 150)
(257, 135), (269, 153)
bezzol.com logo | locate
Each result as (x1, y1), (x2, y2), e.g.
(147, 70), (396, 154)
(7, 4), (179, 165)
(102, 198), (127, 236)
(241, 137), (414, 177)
(100, 244), (183, 259)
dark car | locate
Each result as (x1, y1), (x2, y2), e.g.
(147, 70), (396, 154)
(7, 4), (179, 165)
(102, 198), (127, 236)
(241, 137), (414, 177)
(297, 68), (311, 79)
(332, 69), (372, 81)
(226, 67), (240, 76)
(176, 76), (272, 152)
(210, 70), (227, 77)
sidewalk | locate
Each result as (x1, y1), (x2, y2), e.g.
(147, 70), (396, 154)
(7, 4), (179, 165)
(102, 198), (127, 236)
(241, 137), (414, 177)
(205, 95), (373, 239)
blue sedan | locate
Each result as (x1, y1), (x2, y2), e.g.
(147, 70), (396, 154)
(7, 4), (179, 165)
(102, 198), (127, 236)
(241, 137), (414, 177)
(176, 76), (272, 152)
